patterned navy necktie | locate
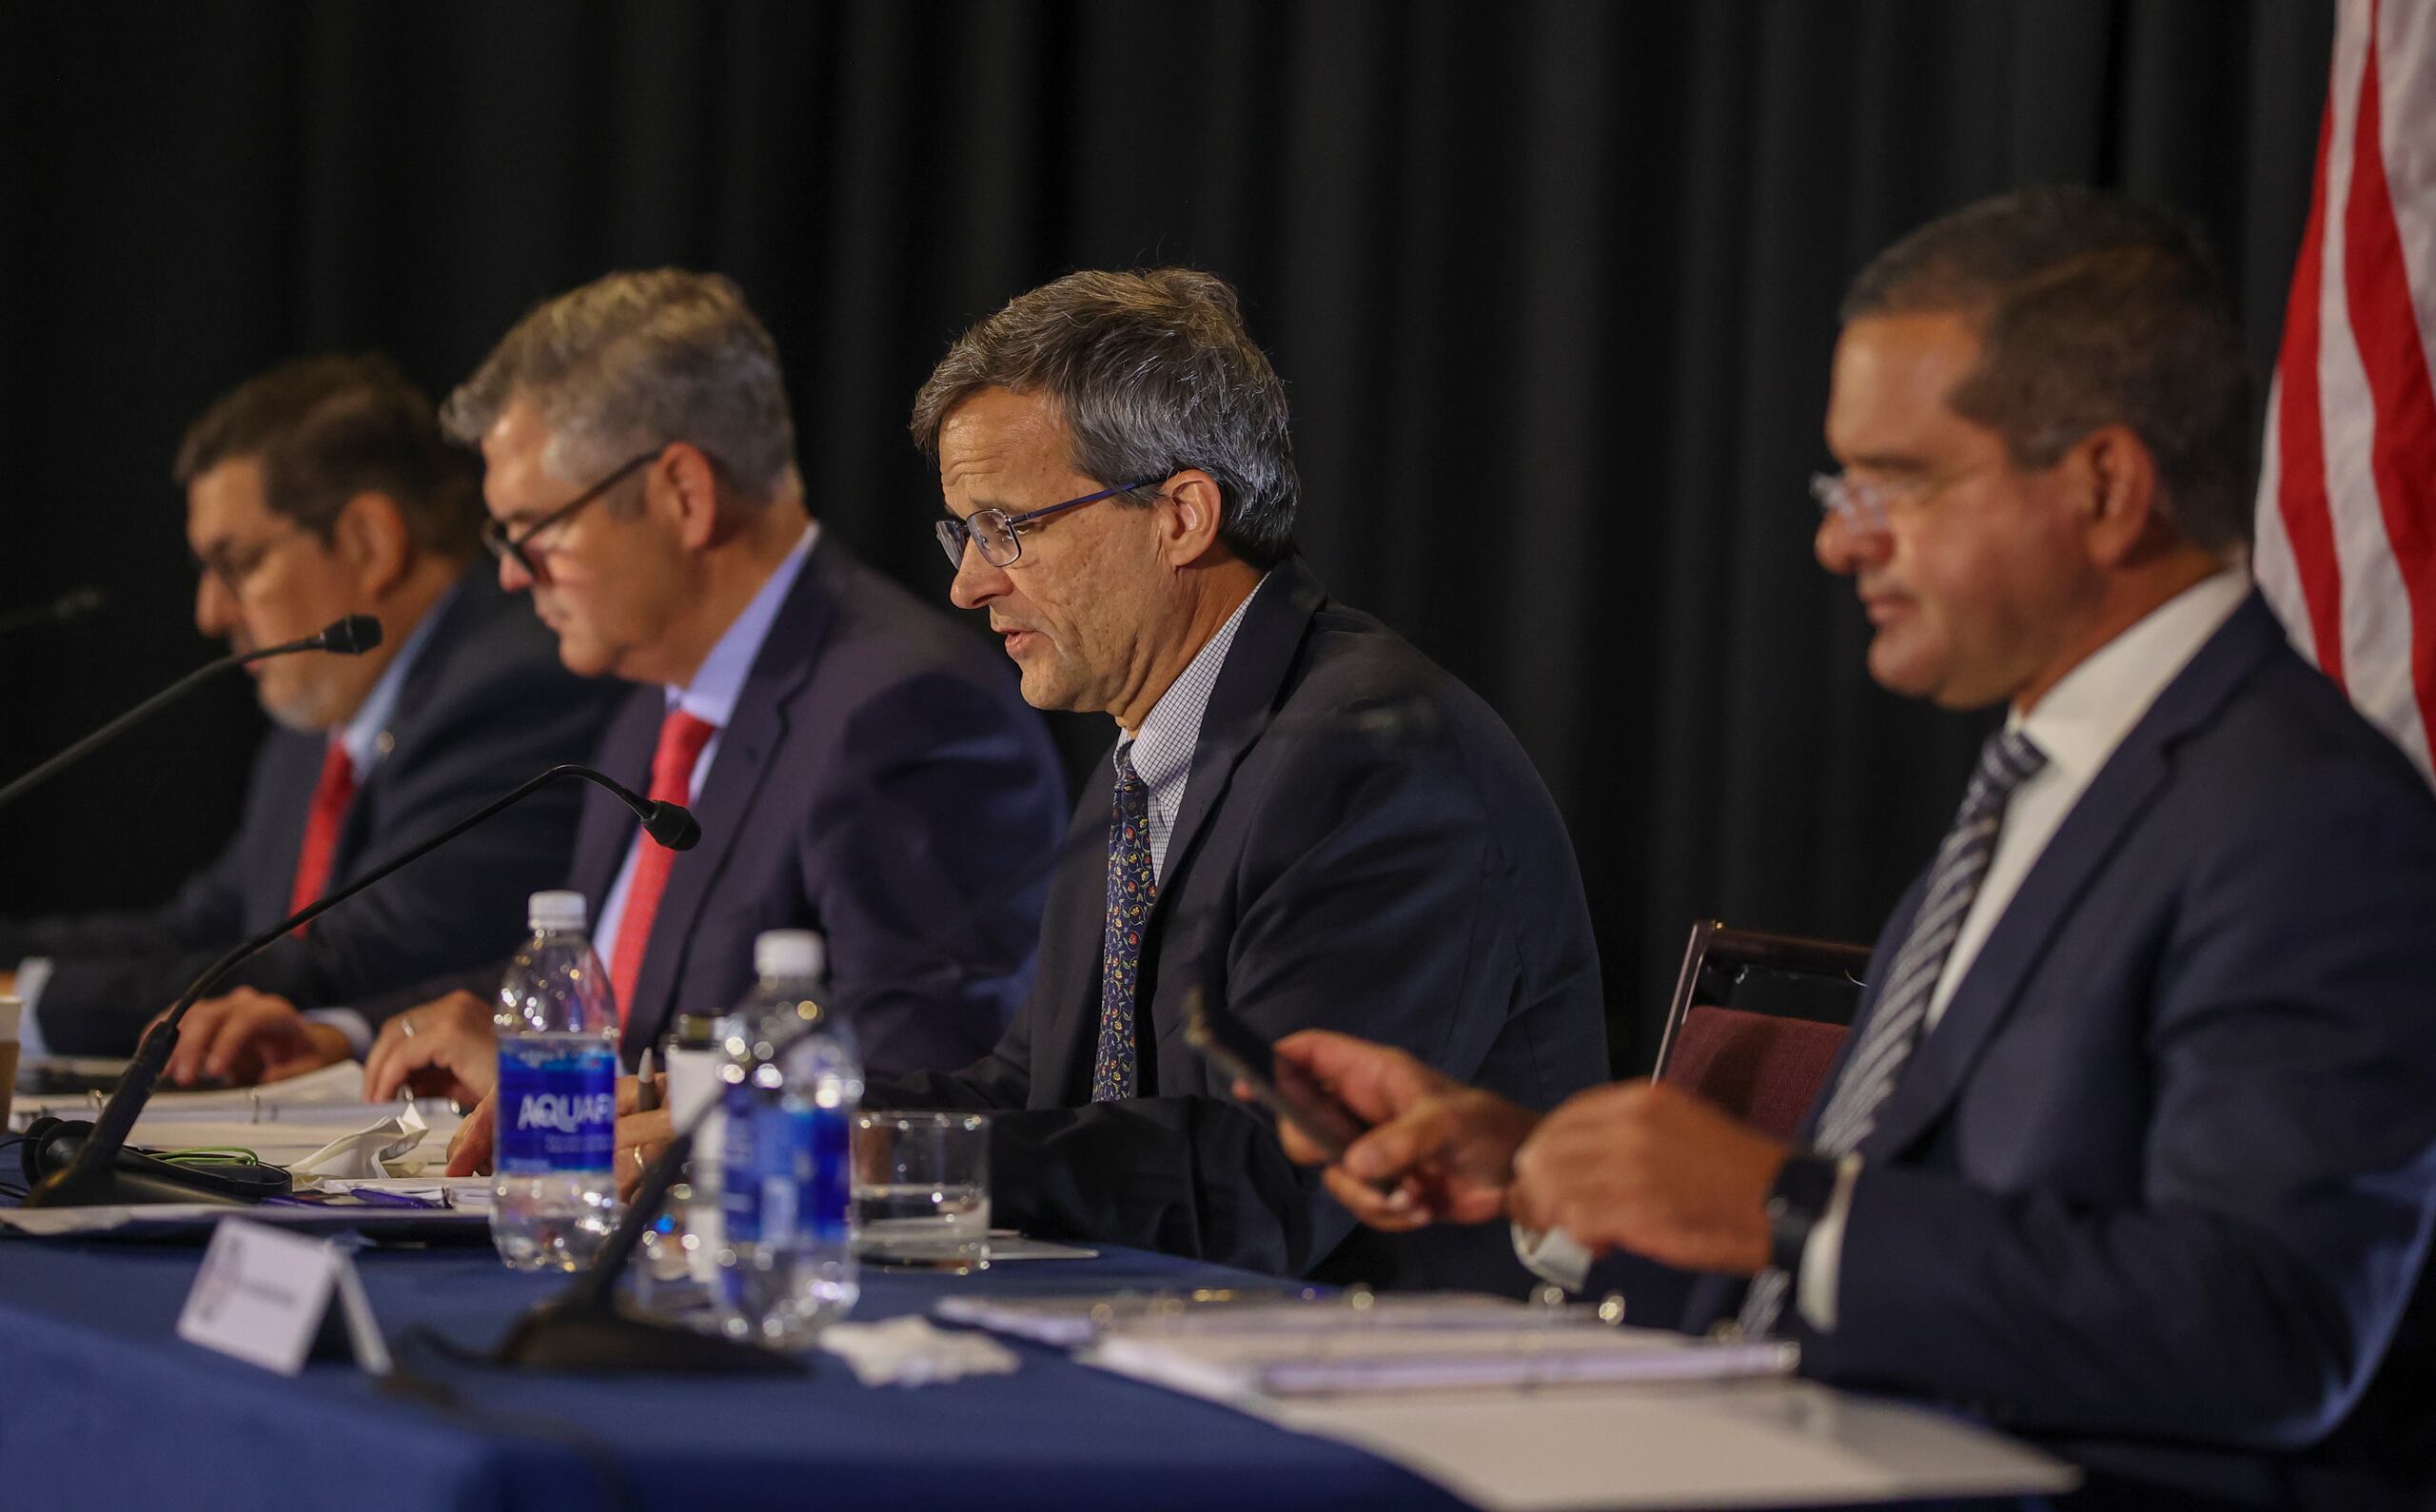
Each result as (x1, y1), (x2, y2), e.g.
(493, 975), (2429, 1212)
(1091, 746), (1157, 1102)
(1739, 725), (2048, 1336)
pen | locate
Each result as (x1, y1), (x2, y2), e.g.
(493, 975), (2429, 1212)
(635, 1047), (660, 1114)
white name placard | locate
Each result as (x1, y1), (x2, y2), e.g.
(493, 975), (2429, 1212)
(176, 1217), (393, 1377)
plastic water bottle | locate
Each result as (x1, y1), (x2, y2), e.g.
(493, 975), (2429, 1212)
(717, 930), (862, 1344)
(490, 890), (621, 1271)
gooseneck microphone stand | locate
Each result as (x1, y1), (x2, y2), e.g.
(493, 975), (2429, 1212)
(21, 764), (697, 1208)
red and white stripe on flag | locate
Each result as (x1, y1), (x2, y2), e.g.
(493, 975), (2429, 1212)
(2256, 0), (2436, 784)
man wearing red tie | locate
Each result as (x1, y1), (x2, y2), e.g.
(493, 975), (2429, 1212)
(303, 271), (1068, 1162)
(0, 354), (619, 1073)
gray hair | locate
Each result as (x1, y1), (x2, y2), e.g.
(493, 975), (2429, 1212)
(910, 267), (1298, 565)
(442, 269), (796, 503)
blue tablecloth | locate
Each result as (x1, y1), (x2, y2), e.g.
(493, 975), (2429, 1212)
(0, 1232), (1469, 1512)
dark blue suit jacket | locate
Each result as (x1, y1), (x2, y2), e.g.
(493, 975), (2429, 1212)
(1683, 595), (2436, 1510)
(561, 537), (1066, 1075)
(7, 564), (624, 1052)
(874, 558), (1612, 1292)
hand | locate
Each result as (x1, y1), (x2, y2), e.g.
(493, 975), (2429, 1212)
(363, 991), (499, 1105)
(444, 1091), (496, 1176)
(1508, 1080), (1789, 1277)
(154, 989), (351, 1086)
(1255, 1031), (1542, 1231)
(614, 1098), (675, 1202)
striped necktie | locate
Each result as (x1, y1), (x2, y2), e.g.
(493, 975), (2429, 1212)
(1739, 725), (2047, 1336)
(1091, 746), (1156, 1102)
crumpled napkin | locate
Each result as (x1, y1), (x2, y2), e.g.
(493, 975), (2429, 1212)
(818, 1315), (1021, 1387)
(285, 1104), (432, 1179)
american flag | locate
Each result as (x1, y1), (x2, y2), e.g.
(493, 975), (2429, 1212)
(2254, 0), (2436, 785)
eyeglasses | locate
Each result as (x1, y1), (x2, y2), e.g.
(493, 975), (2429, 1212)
(934, 479), (1167, 570)
(482, 449), (661, 579)
(197, 521), (314, 602)
(1810, 461), (1997, 536)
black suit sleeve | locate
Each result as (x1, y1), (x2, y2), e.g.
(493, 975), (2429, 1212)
(809, 671), (1064, 1076)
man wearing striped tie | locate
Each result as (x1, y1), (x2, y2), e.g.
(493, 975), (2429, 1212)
(1265, 188), (2436, 1509)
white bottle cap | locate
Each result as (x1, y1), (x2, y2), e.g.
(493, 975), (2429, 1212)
(528, 890), (589, 933)
(755, 929), (824, 981)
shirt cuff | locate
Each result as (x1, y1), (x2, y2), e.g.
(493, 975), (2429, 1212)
(1510, 1221), (1593, 1292)
(304, 1008), (373, 1060)
(13, 957), (52, 1059)
(1796, 1153), (1864, 1332)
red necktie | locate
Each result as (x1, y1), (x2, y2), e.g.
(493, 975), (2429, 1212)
(608, 709), (717, 1024)
(287, 739), (360, 932)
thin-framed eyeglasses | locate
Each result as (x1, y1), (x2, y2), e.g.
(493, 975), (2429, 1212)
(482, 448), (661, 579)
(934, 478), (1167, 570)
(1810, 461), (1997, 537)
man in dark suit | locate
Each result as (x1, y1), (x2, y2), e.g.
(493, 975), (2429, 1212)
(0, 355), (619, 1074)
(805, 267), (1607, 1294)
(1264, 188), (2436, 1508)
(338, 270), (1066, 1156)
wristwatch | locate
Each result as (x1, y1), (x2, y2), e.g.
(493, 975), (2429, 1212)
(1765, 1149), (1842, 1279)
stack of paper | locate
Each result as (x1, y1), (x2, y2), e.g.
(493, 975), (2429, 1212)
(1088, 1320), (1797, 1400)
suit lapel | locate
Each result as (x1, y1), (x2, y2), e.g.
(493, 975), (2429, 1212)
(622, 551), (838, 1049)
(1026, 561), (1326, 1098)
(1862, 595), (2284, 1156)
(1143, 559), (1326, 933)
(330, 569), (486, 881)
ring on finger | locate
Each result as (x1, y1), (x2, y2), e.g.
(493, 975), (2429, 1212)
(633, 1146), (648, 1173)
(400, 1017), (419, 1038)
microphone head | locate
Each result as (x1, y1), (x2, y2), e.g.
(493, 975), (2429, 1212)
(319, 615), (383, 656)
(643, 801), (700, 852)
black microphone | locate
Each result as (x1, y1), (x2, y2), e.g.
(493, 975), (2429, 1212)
(21, 763), (696, 1209)
(0, 586), (106, 638)
(0, 614), (386, 814)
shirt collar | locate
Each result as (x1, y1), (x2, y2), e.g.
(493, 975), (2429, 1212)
(1119, 574), (1267, 795)
(336, 581), (460, 778)
(667, 521), (820, 727)
(2011, 570), (2250, 783)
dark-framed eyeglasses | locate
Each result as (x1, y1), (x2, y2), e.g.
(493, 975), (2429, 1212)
(934, 478), (1167, 570)
(196, 520), (315, 602)
(481, 448), (661, 579)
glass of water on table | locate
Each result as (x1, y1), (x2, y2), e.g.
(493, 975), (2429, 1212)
(853, 1111), (989, 1272)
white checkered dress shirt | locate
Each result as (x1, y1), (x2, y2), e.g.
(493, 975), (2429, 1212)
(1117, 578), (1266, 883)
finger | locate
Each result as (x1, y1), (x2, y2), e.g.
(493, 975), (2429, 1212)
(1321, 1165), (1430, 1230)
(206, 1003), (282, 1081)
(445, 1097), (497, 1177)
(168, 1003), (227, 1085)
(363, 1030), (432, 1103)
(1338, 1097), (1480, 1186)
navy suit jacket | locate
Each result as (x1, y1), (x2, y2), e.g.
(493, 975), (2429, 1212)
(1680, 595), (2436, 1509)
(558, 538), (1066, 1074)
(874, 558), (1611, 1293)
(7, 564), (624, 1053)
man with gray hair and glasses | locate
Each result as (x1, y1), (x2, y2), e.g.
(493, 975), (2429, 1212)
(207, 272), (1068, 1142)
(822, 267), (1608, 1293)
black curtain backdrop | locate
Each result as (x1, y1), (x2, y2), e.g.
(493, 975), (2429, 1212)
(0, 0), (2332, 1072)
